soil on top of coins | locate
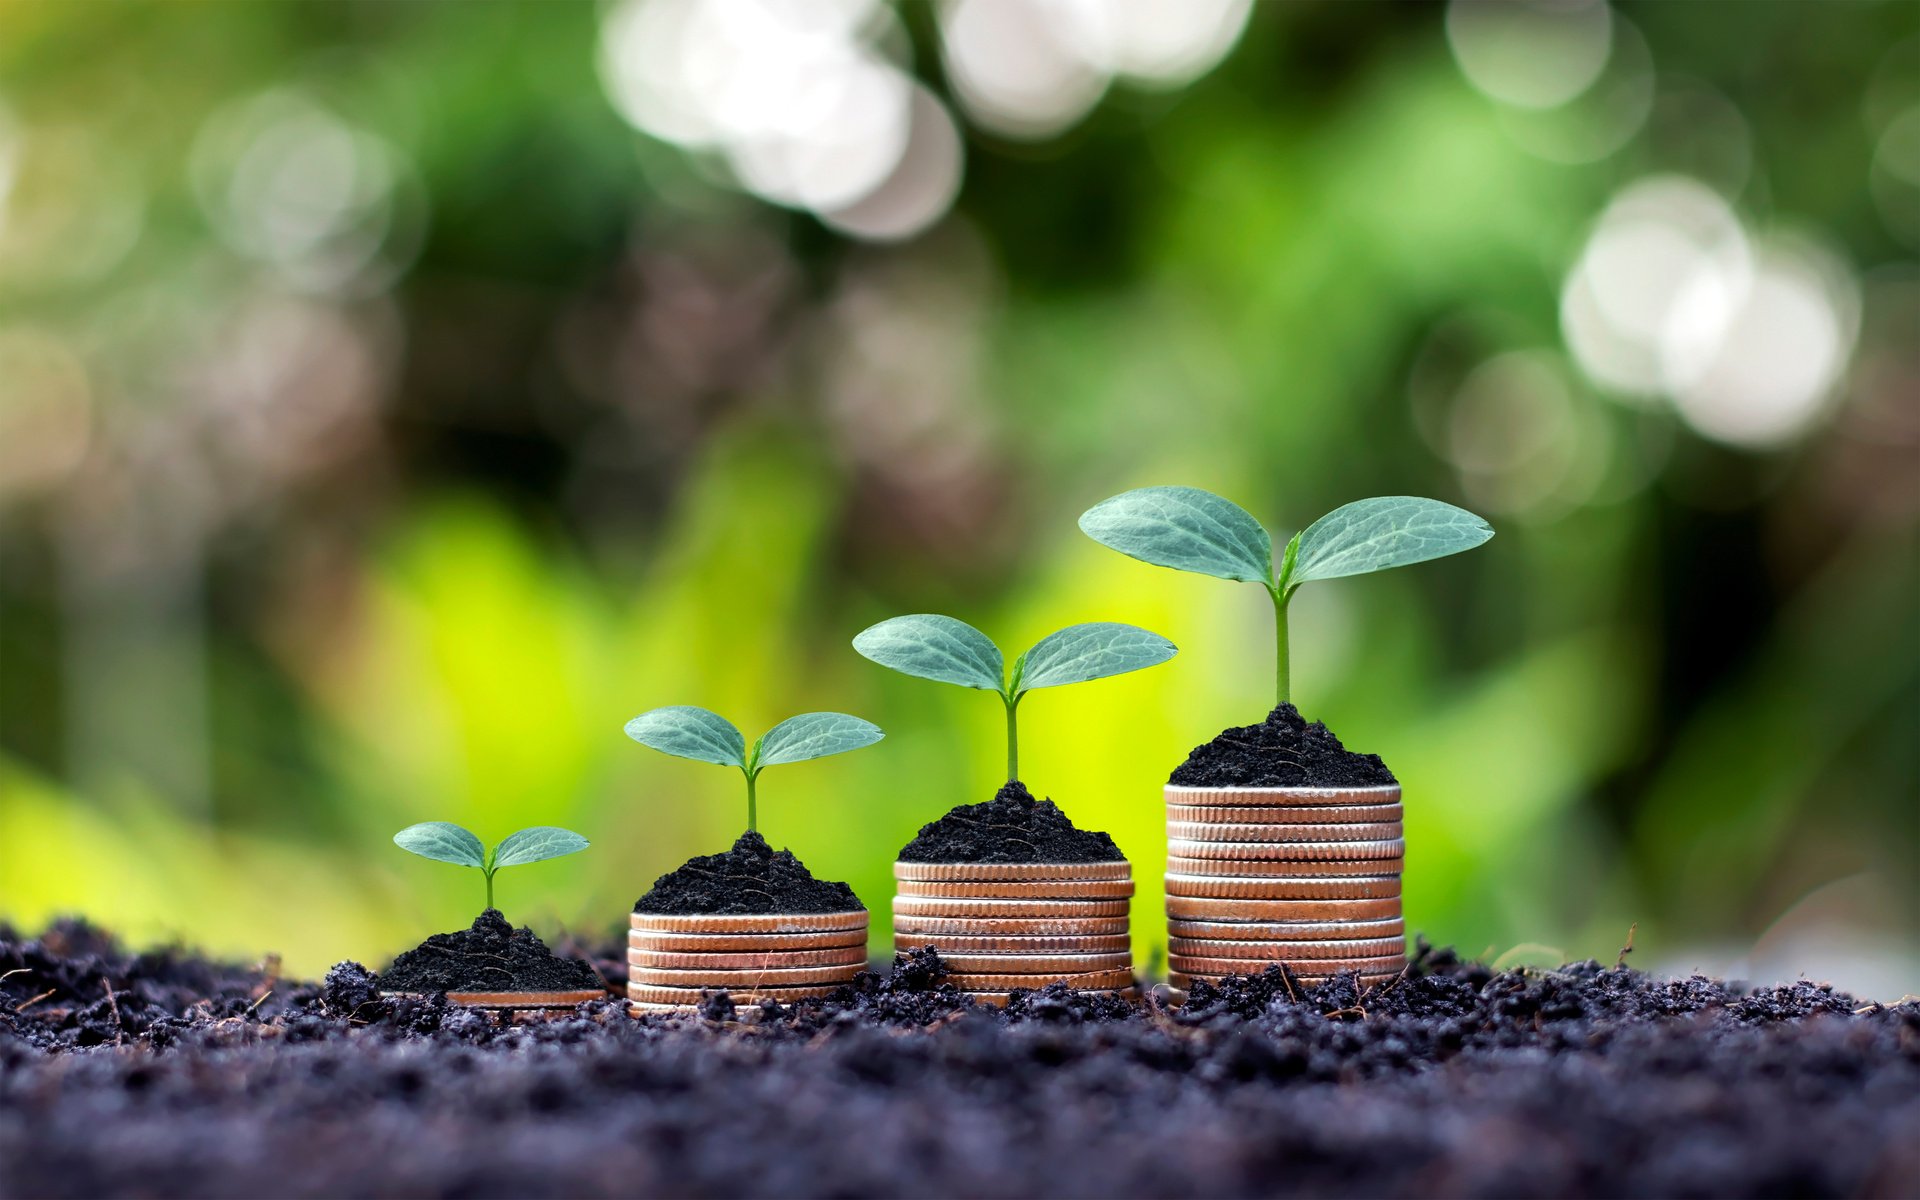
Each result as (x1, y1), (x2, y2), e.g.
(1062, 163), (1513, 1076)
(634, 830), (863, 915)
(3, 920), (1916, 1200)
(897, 780), (1125, 863)
(373, 909), (603, 995)
(1170, 702), (1398, 788)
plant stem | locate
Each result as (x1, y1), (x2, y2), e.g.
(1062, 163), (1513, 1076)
(484, 870), (495, 912)
(746, 770), (758, 834)
(1004, 693), (1021, 782)
(1271, 585), (1293, 707)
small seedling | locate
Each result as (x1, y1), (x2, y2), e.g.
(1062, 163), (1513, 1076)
(392, 823), (590, 912)
(1079, 488), (1492, 706)
(623, 708), (884, 832)
(853, 617), (1175, 781)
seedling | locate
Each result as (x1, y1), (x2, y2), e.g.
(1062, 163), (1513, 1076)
(853, 617), (1176, 781)
(624, 708), (884, 832)
(392, 823), (590, 912)
(1079, 488), (1492, 706)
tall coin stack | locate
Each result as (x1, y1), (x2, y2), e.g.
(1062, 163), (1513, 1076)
(893, 862), (1136, 1005)
(1162, 784), (1405, 997)
(627, 909), (870, 1014)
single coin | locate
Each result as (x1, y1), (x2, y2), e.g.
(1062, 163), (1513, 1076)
(1165, 918), (1403, 943)
(628, 1001), (700, 1015)
(892, 916), (1130, 937)
(1163, 874), (1401, 900)
(893, 862), (1132, 882)
(894, 879), (1136, 900)
(1166, 803), (1403, 825)
(1168, 962), (1404, 988)
(626, 946), (868, 970)
(1165, 785), (1401, 808)
(628, 963), (862, 987)
(963, 988), (1141, 1007)
(1166, 839), (1405, 862)
(1168, 938), (1405, 963)
(629, 911), (869, 934)
(1165, 856), (1404, 878)
(935, 953), (1134, 974)
(892, 934), (1131, 954)
(893, 897), (1130, 918)
(628, 928), (868, 952)
(943, 969), (1134, 990)
(1166, 822), (1402, 844)
(1166, 895), (1402, 921)
(627, 983), (844, 1004)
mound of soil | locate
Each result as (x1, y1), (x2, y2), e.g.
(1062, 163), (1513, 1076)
(635, 831), (863, 915)
(374, 910), (602, 995)
(1169, 703), (1397, 788)
(3, 921), (1916, 1199)
(898, 780), (1124, 863)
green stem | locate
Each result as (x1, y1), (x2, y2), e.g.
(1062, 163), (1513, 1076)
(484, 869), (495, 912)
(1004, 693), (1021, 782)
(1272, 585), (1293, 707)
(746, 769), (758, 834)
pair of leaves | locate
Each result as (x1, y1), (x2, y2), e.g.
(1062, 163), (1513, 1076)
(624, 708), (884, 774)
(1078, 487), (1492, 592)
(393, 823), (590, 871)
(852, 616), (1176, 698)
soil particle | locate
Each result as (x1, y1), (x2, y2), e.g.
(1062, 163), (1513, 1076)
(634, 831), (863, 915)
(3, 922), (1916, 1199)
(898, 781), (1125, 863)
(1169, 703), (1397, 788)
(373, 910), (602, 995)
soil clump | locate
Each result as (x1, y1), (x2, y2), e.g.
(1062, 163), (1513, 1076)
(898, 781), (1124, 863)
(374, 910), (602, 994)
(634, 831), (863, 915)
(1170, 703), (1397, 788)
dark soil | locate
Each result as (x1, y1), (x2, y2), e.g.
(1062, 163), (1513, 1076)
(898, 780), (1125, 863)
(635, 831), (864, 915)
(3, 921), (1918, 1199)
(1170, 703), (1399, 788)
(373, 909), (603, 995)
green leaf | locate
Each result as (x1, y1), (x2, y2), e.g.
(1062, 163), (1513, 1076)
(393, 822), (486, 869)
(1291, 497), (1494, 584)
(1078, 486), (1274, 585)
(756, 712), (885, 768)
(1016, 623), (1178, 692)
(492, 826), (590, 869)
(623, 706), (748, 769)
(852, 614), (1005, 692)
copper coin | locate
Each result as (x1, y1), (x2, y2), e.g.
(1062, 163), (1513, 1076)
(1166, 918), (1404, 942)
(1164, 855), (1405, 877)
(626, 947), (868, 970)
(629, 911), (868, 934)
(1165, 895), (1402, 921)
(944, 969), (1134, 990)
(1168, 938), (1405, 964)
(894, 879), (1136, 900)
(628, 929), (868, 952)
(892, 916), (1130, 937)
(1169, 961), (1404, 987)
(1165, 803), (1403, 825)
(893, 862), (1132, 882)
(1163, 873), (1400, 900)
(1165, 785), (1401, 808)
(935, 953), (1134, 974)
(892, 934), (1131, 954)
(627, 983), (844, 1004)
(893, 897), (1130, 918)
(1166, 839), (1405, 862)
(1166, 822), (1402, 844)
(628, 963), (862, 987)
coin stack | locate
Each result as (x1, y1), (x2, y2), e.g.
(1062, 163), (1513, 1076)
(627, 909), (870, 1013)
(893, 862), (1136, 1005)
(1162, 784), (1405, 998)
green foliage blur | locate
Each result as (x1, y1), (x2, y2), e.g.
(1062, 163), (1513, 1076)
(0, 0), (1914, 992)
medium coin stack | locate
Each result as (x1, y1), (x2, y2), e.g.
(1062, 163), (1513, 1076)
(1163, 784), (1405, 998)
(627, 909), (870, 1013)
(893, 862), (1136, 1005)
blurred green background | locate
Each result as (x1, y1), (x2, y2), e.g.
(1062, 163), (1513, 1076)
(0, 0), (1914, 996)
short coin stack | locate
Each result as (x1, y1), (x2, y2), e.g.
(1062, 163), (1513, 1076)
(1163, 784), (1405, 998)
(893, 862), (1136, 1004)
(627, 910), (870, 1013)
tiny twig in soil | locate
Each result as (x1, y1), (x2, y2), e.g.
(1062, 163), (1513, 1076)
(1618, 922), (1637, 967)
(15, 989), (57, 1013)
(102, 979), (124, 1046)
(0, 968), (30, 984)
(246, 990), (273, 1016)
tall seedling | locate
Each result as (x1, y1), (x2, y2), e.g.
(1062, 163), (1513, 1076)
(624, 708), (884, 832)
(853, 618), (1176, 781)
(1079, 489), (1492, 706)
